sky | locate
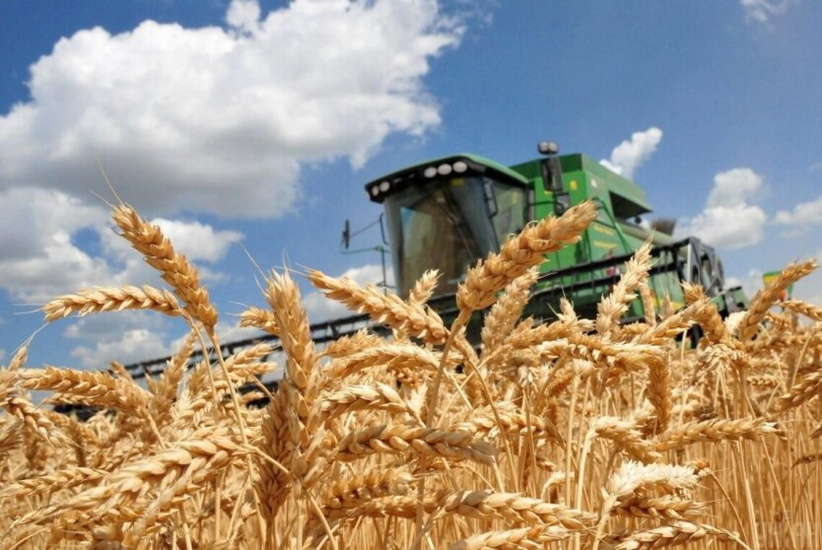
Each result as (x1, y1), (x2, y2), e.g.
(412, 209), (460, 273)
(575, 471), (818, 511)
(1, 0), (821, 369)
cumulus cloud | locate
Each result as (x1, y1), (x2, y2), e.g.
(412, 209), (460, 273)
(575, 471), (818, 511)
(741, 0), (796, 23)
(706, 168), (765, 208)
(104, 217), (242, 264)
(600, 127), (662, 180)
(0, 188), (112, 302)
(0, 187), (244, 303)
(0, 0), (464, 219)
(304, 263), (393, 322)
(58, 311), (173, 368)
(677, 168), (767, 249)
(71, 328), (171, 369)
(226, 0), (262, 33)
(682, 206), (767, 249)
(775, 195), (822, 227)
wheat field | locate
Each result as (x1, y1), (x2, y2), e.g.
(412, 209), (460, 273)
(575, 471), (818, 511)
(1, 199), (821, 549)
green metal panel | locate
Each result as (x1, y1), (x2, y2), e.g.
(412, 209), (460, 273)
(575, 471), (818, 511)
(507, 153), (685, 320)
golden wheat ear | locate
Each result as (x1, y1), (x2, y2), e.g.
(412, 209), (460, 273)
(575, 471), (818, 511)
(42, 285), (182, 322)
(308, 269), (449, 344)
(457, 201), (596, 313)
(111, 203), (218, 329)
(738, 259), (817, 342)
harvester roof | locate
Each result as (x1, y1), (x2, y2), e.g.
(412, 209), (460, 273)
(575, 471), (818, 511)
(365, 153), (528, 203)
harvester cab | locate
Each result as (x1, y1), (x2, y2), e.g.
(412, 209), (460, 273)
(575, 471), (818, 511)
(366, 154), (529, 297)
(365, 142), (747, 323)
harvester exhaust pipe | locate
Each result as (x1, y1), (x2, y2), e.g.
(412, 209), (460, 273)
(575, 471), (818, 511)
(538, 140), (563, 192)
(539, 140), (568, 213)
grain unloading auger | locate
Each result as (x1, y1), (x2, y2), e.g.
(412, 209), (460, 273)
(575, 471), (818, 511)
(58, 142), (746, 417)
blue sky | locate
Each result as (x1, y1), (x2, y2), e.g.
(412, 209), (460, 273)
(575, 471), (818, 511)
(1, 0), (821, 368)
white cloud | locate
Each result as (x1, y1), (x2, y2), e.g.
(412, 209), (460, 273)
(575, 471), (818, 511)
(0, 188), (108, 262)
(62, 311), (176, 369)
(677, 168), (767, 249)
(706, 168), (764, 208)
(0, 349), (6, 363)
(682, 205), (767, 249)
(304, 263), (393, 322)
(741, 0), (796, 23)
(775, 195), (822, 227)
(154, 218), (242, 263)
(62, 311), (167, 341)
(0, 0), (464, 219)
(0, 188), (243, 303)
(71, 328), (171, 369)
(600, 127), (662, 180)
(226, 0), (262, 34)
(0, 188), (113, 303)
(62, 311), (266, 369)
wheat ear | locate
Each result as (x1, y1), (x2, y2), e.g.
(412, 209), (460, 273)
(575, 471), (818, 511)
(738, 260), (817, 342)
(239, 305), (281, 335)
(308, 270), (449, 343)
(654, 417), (776, 452)
(781, 299), (822, 321)
(449, 525), (576, 550)
(480, 267), (539, 361)
(0, 420), (22, 461)
(336, 425), (497, 465)
(436, 489), (596, 529)
(596, 240), (653, 336)
(20, 367), (149, 415)
(112, 203), (218, 328)
(614, 521), (739, 550)
(770, 369), (822, 413)
(457, 201), (596, 312)
(409, 269), (441, 305)
(42, 285), (181, 322)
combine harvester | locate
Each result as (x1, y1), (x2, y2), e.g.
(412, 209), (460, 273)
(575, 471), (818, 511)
(61, 141), (747, 415)
(359, 141), (746, 334)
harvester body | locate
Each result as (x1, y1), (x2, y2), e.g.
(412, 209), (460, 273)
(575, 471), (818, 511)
(366, 150), (747, 323)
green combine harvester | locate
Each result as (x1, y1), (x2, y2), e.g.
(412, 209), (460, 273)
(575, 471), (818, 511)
(360, 141), (747, 328)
